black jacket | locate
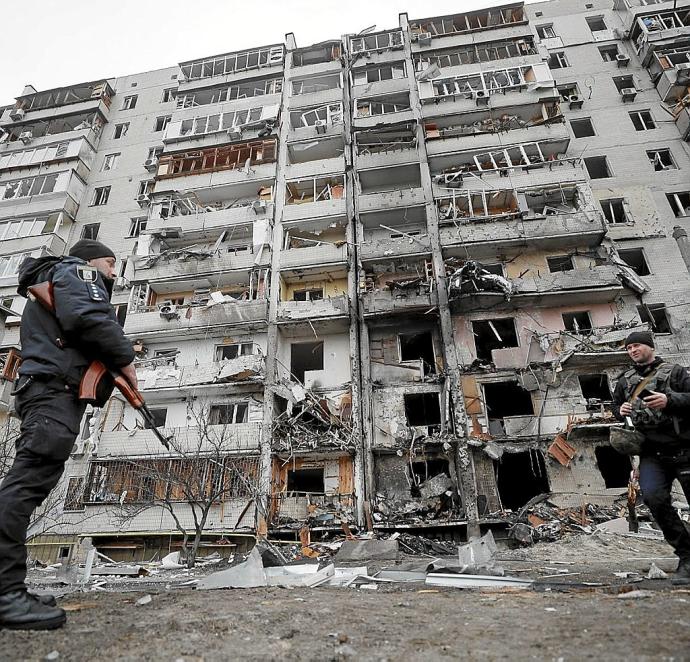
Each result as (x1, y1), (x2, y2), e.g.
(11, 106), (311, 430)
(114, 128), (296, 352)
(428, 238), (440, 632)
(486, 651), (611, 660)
(612, 356), (690, 453)
(17, 256), (135, 387)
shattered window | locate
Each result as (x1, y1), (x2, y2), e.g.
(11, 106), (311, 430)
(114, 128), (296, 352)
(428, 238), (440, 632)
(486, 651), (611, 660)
(209, 403), (248, 425)
(287, 468), (324, 493)
(546, 255), (574, 272)
(399, 331), (436, 374)
(647, 149), (677, 171)
(216, 343), (254, 360)
(578, 374), (612, 410)
(548, 52), (569, 69)
(404, 393), (441, 428)
(143, 407), (167, 429)
(601, 198), (629, 224)
(637, 303), (671, 334)
(290, 341), (324, 383)
(472, 319), (519, 362)
(667, 191), (690, 217)
(618, 248), (650, 276)
(562, 311), (592, 332)
(630, 110), (655, 131)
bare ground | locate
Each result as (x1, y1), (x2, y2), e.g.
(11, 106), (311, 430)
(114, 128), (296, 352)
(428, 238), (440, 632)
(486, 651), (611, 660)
(3, 531), (690, 661)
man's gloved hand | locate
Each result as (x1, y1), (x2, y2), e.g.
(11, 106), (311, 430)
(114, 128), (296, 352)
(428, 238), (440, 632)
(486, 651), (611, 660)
(119, 362), (138, 390)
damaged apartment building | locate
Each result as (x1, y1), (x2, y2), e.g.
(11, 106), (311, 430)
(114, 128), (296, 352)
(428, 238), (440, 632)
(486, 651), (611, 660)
(0, 0), (690, 560)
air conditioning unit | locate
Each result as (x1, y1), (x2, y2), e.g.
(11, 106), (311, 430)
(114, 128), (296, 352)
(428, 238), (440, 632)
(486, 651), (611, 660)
(158, 303), (179, 319)
(620, 87), (637, 101)
(252, 199), (267, 214)
(19, 131), (33, 144)
(9, 107), (25, 121)
(418, 32), (432, 47)
(568, 95), (584, 109)
(135, 193), (150, 205)
(114, 276), (129, 290)
(143, 157), (158, 172)
(314, 119), (327, 134)
(616, 53), (630, 67)
(227, 126), (243, 140)
(474, 90), (489, 106)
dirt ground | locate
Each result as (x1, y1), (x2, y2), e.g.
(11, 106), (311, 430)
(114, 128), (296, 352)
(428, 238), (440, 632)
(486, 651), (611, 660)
(3, 531), (690, 661)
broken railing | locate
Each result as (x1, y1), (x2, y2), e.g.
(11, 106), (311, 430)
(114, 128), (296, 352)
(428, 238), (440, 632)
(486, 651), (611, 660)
(285, 176), (345, 205)
(355, 94), (411, 118)
(350, 30), (403, 54)
(180, 46), (284, 81)
(156, 139), (277, 179)
(149, 189), (273, 224)
(420, 65), (536, 102)
(176, 77), (283, 109)
(14, 81), (113, 112)
(413, 37), (537, 70)
(409, 6), (525, 39)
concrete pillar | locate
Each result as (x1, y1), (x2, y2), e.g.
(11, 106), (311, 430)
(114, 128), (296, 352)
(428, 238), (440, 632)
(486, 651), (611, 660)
(673, 226), (690, 274)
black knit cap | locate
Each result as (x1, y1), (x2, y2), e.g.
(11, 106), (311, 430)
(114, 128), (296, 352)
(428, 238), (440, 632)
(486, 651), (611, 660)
(68, 239), (116, 262)
(624, 330), (655, 349)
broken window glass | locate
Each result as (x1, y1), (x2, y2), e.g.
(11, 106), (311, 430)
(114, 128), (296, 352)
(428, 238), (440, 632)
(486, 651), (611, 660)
(629, 110), (655, 131)
(578, 374), (612, 411)
(290, 341), (324, 383)
(404, 393), (442, 429)
(472, 319), (519, 362)
(647, 149), (677, 171)
(637, 303), (671, 333)
(399, 331), (436, 374)
(546, 255), (574, 272)
(667, 192), (690, 217)
(562, 311), (592, 332)
(287, 468), (325, 493)
(209, 403), (248, 425)
(495, 450), (549, 510)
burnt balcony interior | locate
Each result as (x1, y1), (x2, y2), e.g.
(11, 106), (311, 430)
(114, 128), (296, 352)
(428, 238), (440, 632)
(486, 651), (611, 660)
(494, 449), (549, 511)
(369, 324), (442, 383)
(156, 139), (277, 178)
(362, 256), (434, 296)
(578, 373), (613, 412)
(10, 81), (113, 113)
(483, 380), (534, 436)
(287, 135), (345, 163)
(410, 5), (526, 39)
(179, 45), (285, 81)
(282, 217), (347, 251)
(424, 101), (563, 139)
(355, 122), (417, 156)
(291, 41), (342, 67)
(358, 163), (421, 194)
(472, 317), (519, 363)
(0, 111), (104, 143)
(285, 175), (344, 205)
(414, 36), (538, 72)
(175, 76), (283, 109)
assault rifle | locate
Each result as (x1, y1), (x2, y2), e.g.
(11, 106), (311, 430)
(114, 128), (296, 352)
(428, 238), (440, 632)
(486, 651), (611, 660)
(27, 281), (171, 450)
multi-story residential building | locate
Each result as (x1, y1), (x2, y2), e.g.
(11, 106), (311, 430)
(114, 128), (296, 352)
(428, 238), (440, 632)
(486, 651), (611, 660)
(1, 0), (689, 562)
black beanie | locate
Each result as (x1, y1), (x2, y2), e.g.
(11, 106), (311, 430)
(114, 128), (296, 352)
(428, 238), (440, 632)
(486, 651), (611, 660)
(624, 330), (654, 349)
(69, 239), (116, 262)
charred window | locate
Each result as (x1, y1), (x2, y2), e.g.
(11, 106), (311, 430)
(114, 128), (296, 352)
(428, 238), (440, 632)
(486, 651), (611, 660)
(290, 341), (324, 383)
(578, 374), (612, 410)
(472, 318), (518, 362)
(399, 331), (436, 374)
(562, 311), (592, 332)
(404, 393), (441, 428)
(483, 381), (533, 435)
(495, 450), (549, 510)
(143, 407), (167, 429)
(287, 468), (325, 493)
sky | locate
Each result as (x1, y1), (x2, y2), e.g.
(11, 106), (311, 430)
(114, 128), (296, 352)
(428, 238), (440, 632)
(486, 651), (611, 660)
(0, 0), (539, 105)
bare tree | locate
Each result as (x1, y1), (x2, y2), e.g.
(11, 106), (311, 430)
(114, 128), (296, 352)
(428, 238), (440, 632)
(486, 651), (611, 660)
(0, 414), (19, 479)
(108, 402), (263, 567)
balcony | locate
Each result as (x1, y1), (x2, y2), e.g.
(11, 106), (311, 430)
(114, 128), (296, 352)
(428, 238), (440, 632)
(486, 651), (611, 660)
(361, 288), (438, 317)
(631, 10), (690, 63)
(4, 81), (113, 121)
(97, 422), (262, 457)
(440, 210), (606, 258)
(277, 294), (349, 323)
(0, 231), (66, 258)
(0, 170), (85, 220)
(0, 114), (105, 155)
(132, 247), (267, 283)
(359, 234), (432, 261)
(449, 265), (626, 313)
(270, 492), (356, 527)
(653, 60), (690, 102)
(123, 300), (268, 338)
(280, 243), (347, 269)
(283, 176), (345, 222)
(676, 103), (690, 141)
(136, 355), (265, 392)
(178, 45), (285, 92)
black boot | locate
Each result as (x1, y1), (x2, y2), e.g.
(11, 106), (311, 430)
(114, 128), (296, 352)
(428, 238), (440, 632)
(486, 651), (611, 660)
(672, 558), (690, 585)
(0, 590), (66, 630)
(31, 592), (57, 607)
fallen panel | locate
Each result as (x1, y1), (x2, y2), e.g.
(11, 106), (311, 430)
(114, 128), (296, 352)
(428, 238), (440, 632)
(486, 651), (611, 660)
(335, 539), (399, 562)
(425, 573), (533, 589)
(90, 566), (147, 577)
(458, 530), (497, 567)
(197, 548), (266, 590)
(375, 570), (427, 582)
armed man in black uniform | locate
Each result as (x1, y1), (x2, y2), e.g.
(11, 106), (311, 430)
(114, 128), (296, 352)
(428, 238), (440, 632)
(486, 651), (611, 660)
(612, 330), (690, 584)
(0, 239), (137, 630)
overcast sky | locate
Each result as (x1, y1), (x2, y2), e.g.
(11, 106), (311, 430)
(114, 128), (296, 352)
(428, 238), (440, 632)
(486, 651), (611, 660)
(1, 0), (539, 105)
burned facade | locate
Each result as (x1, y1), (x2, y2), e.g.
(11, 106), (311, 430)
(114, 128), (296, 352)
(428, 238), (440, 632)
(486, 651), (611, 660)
(1, 0), (690, 560)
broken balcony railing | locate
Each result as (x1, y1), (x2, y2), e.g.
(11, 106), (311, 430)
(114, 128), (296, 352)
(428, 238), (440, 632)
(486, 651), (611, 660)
(176, 77), (283, 109)
(409, 6), (525, 39)
(150, 189), (273, 222)
(173, 106), (267, 138)
(180, 46), (284, 81)
(413, 38), (537, 71)
(419, 65), (552, 102)
(155, 139), (277, 179)
(1, 113), (104, 144)
(350, 30), (403, 54)
(355, 123), (417, 155)
(12, 81), (113, 113)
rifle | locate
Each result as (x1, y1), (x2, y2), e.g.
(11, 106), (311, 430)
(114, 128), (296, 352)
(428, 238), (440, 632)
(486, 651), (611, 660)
(27, 281), (171, 450)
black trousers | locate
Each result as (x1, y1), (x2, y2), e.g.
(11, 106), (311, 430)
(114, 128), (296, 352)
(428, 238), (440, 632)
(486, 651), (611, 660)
(0, 377), (85, 595)
(639, 451), (690, 561)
